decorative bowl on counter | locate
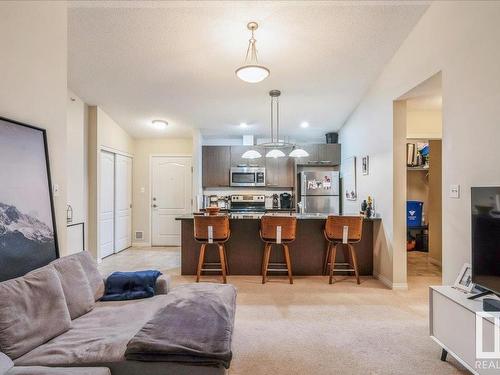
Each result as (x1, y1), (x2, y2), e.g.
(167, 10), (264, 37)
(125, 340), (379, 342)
(205, 207), (221, 215)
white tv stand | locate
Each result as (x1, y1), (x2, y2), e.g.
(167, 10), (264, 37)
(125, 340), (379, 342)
(430, 286), (500, 375)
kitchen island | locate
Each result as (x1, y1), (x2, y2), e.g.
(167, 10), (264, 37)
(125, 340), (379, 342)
(176, 214), (381, 276)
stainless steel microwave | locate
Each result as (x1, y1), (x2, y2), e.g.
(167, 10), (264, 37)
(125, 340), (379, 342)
(230, 167), (266, 187)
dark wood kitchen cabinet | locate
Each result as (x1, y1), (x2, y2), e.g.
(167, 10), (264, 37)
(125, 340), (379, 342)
(317, 144), (341, 165)
(202, 146), (231, 187)
(266, 149), (295, 188)
(230, 146), (265, 167)
(295, 144), (341, 165)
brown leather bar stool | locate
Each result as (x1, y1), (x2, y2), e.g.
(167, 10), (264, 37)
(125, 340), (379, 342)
(323, 216), (363, 285)
(193, 215), (230, 284)
(260, 215), (297, 284)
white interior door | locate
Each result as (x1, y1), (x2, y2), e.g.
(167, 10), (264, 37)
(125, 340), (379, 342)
(99, 151), (115, 258)
(114, 154), (132, 252)
(151, 156), (192, 246)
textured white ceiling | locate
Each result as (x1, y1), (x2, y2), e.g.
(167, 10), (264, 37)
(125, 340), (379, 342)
(68, 1), (429, 140)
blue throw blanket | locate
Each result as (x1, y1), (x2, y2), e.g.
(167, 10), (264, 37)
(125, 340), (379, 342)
(101, 270), (162, 301)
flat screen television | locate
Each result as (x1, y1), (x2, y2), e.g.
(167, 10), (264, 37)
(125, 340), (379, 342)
(471, 187), (500, 295)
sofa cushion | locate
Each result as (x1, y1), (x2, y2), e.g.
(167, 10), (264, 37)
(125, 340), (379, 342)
(0, 352), (14, 375)
(51, 256), (95, 319)
(73, 252), (105, 301)
(14, 295), (170, 366)
(0, 268), (71, 359)
(7, 366), (110, 375)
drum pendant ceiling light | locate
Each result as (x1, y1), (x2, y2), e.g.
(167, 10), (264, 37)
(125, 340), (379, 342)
(235, 22), (270, 83)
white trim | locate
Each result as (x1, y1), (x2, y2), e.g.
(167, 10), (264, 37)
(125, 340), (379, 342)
(428, 257), (442, 267)
(374, 271), (392, 289)
(149, 155), (193, 246)
(132, 242), (152, 247)
(101, 145), (134, 158)
(392, 282), (409, 290)
(373, 271), (409, 290)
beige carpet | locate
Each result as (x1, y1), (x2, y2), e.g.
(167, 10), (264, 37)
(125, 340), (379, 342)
(170, 275), (467, 375)
(100, 248), (467, 375)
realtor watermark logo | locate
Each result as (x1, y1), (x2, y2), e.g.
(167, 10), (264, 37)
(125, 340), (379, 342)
(475, 311), (500, 370)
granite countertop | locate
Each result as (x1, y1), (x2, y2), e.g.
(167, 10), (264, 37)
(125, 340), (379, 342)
(176, 213), (381, 220)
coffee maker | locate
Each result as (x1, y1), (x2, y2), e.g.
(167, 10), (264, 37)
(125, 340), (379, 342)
(280, 193), (292, 209)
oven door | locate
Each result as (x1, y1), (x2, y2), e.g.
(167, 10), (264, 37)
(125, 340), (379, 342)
(230, 169), (257, 186)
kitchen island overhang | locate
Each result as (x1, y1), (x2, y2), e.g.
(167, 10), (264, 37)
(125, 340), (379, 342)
(176, 214), (381, 276)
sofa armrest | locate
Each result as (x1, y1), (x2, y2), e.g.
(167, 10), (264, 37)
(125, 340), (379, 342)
(155, 274), (172, 295)
(0, 353), (14, 375)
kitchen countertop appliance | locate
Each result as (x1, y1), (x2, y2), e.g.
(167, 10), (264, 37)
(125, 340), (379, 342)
(280, 193), (293, 209)
(298, 171), (340, 214)
(230, 195), (266, 213)
(230, 167), (265, 187)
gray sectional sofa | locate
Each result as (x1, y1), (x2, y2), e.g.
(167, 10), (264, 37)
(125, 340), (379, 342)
(0, 251), (229, 375)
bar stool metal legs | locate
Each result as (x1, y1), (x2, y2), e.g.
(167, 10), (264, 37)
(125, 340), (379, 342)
(261, 243), (293, 284)
(196, 243), (228, 284)
(326, 243), (360, 285)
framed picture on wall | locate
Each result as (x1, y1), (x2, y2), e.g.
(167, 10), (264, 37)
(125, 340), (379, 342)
(0, 116), (59, 281)
(362, 155), (369, 175)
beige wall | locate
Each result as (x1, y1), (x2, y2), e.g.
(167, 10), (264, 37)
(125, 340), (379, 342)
(0, 1), (68, 253)
(340, 1), (500, 286)
(87, 106), (135, 259)
(66, 91), (88, 254)
(132, 138), (193, 244)
(407, 110), (442, 139)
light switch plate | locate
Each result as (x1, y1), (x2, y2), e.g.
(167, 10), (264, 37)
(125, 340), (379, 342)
(449, 184), (460, 199)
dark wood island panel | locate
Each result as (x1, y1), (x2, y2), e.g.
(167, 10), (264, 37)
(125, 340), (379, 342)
(178, 217), (377, 276)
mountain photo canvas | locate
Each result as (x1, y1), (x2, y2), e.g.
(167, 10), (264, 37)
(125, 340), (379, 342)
(0, 117), (58, 281)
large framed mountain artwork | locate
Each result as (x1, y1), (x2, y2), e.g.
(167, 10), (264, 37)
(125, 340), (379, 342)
(0, 116), (59, 281)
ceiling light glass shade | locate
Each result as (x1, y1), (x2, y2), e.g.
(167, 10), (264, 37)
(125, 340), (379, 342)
(289, 148), (310, 158)
(235, 65), (270, 83)
(265, 149), (286, 158)
(152, 120), (168, 129)
(241, 149), (262, 159)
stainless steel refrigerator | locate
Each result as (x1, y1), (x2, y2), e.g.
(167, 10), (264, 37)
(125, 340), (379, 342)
(299, 171), (340, 214)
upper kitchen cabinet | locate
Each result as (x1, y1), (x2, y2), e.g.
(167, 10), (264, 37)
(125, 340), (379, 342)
(202, 146), (231, 187)
(294, 144), (341, 165)
(265, 149), (295, 188)
(230, 146), (265, 167)
(317, 144), (341, 165)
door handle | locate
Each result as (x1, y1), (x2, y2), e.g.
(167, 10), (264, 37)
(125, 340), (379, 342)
(152, 204), (157, 208)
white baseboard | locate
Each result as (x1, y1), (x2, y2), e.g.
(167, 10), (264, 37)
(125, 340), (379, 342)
(428, 257), (442, 268)
(132, 242), (152, 247)
(373, 271), (408, 290)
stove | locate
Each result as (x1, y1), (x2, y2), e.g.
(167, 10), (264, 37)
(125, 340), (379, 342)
(229, 195), (266, 213)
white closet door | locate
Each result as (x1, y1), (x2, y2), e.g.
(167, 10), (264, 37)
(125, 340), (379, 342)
(114, 154), (132, 252)
(99, 151), (115, 258)
(151, 156), (192, 246)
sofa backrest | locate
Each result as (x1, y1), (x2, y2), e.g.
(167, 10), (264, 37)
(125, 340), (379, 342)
(0, 267), (72, 359)
(67, 252), (105, 302)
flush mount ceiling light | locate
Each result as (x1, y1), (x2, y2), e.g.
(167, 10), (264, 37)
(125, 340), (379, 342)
(256, 90), (310, 158)
(300, 121), (310, 128)
(235, 22), (270, 83)
(151, 120), (168, 129)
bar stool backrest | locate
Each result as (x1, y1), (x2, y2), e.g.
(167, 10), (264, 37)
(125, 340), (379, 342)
(260, 215), (297, 242)
(194, 215), (230, 242)
(325, 216), (363, 242)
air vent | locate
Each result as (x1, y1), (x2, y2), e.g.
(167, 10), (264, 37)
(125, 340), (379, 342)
(134, 231), (143, 240)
